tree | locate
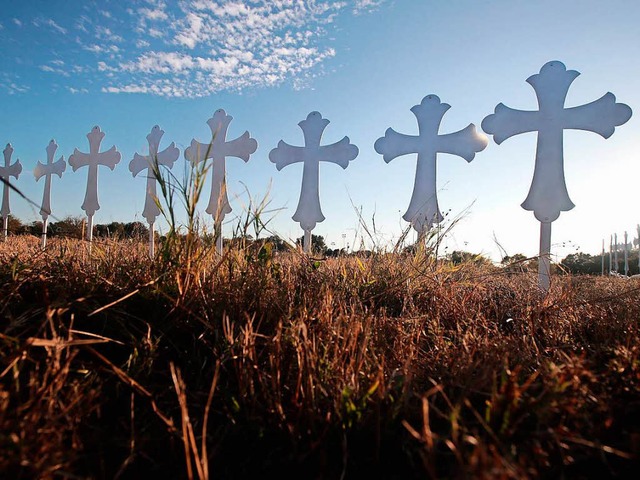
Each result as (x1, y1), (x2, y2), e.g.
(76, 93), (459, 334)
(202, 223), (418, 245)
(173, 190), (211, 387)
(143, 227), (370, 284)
(449, 250), (491, 266)
(263, 235), (290, 252)
(6, 215), (26, 234)
(500, 253), (536, 272)
(560, 252), (601, 274)
(49, 216), (85, 239)
(296, 234), (327, 255)
(95, 221), (149, 240)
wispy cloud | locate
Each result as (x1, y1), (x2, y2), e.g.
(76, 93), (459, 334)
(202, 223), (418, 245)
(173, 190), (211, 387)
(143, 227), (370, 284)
(4, 1), (387, 98)
(139, 7), (168, 22)
(0, 73), (29, 94)
(95, 26), (123, 43)
(75, 15), (91, 33)
(39, 61), (70, 77)
(353, 0), (384, 15)
(99, 0), (364, 97)
(68, 86), (89, 94)
(46, 19), (67, 35)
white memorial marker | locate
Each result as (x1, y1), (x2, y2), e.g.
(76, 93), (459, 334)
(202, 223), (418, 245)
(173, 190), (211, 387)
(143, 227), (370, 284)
(614, 233), (619, 272)
(624, 231), (629, 276)
(609, 235), (613, 274)
(69, 126), (121, 244)
(269, 111), (359, 253)
(34, 139), (66, 249)
(185, 109), (257, 254)
(482, 61), (632, 291)
(637, 224), (640, 271)
(375, 95), (487, 237)
(130, 125), (179, 258)
(0, 143), (22, 240)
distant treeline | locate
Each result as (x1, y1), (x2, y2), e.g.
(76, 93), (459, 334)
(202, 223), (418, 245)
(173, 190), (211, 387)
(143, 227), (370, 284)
(5, 215), (149, 240)
(4, 215), (638, 273)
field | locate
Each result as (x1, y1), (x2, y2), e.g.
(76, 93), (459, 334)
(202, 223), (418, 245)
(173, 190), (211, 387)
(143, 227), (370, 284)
(1, 234), (639, 479)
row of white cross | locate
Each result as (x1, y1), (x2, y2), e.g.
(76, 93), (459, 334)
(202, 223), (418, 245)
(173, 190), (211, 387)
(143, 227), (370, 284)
(0, 61), (633, 291)
(604, 227), (640, 276)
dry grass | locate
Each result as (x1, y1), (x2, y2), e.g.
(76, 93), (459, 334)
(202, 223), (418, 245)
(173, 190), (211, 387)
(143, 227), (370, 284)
(1, 234), (639, 479)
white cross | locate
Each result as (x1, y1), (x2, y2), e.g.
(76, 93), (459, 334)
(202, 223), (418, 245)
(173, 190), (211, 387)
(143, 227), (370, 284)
(185, 109), (257, 253)
(624, 231), (629, 276)
(130, 125), (179, 258)
(69, 126), (121, 242)
(0, 143), (22, 240)
(269, 111), (358, 252)
(375, 95), (487, 235)
(34, 139), (66, 249)
(482, 61), (632, 291)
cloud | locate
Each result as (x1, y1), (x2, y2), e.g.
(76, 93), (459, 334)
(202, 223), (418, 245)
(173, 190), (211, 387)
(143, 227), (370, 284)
(46, 19), (67, 35)
(39, 61), (70, 76)
(0, 76), (29, 94)
(12, 18), (22, 27)
(68, 87), (89, 94)
(139, 7), (168, 21)
(75, 15), (91, 33)
(100, 0), (354, 97)
(353, 0), (384, 15)
(95, 26), (123, 43)
(17, 1), (387, 98)
(174, 12), (203, 48)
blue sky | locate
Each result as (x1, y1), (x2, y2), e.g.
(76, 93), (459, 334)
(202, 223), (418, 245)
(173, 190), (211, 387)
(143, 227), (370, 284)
(1, 0), (638, 261)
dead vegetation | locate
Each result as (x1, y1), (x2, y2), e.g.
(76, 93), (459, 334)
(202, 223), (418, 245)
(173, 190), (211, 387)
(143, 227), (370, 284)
(1, 234), (639, 479)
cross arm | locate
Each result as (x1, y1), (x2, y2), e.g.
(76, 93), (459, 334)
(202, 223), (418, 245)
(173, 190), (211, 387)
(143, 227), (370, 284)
(222, 131), (258, 162)
(319, 136), (358, 168)
(563, 92), (632, 139)
(437, 124), (488, 162)
(482, 104), (540, 144)
(129, 153), (151, 177)
(269, 141), (304, 170)
(184, 139), (211, 165)
(68, 149), (90, 171)
(4, 160), (22, 178)
(374, 128), (421, 163)
(100, 145), (121, 170)
(156, 142), (180, 168)
(34, 157), (65, 181)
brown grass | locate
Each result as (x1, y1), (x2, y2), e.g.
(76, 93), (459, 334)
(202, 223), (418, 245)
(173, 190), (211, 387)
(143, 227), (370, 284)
(1, 234), (639, 479)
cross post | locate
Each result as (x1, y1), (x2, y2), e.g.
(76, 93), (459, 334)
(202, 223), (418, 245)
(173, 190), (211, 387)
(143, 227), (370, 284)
(0, 143), (22, 241)
(185, 109), (257, 255)
(69, 126), (121, 244)
(34, 139), (66, 249)
(482, 61), (632, 291)
(130, 125), (179, 258)
(624, 231), (629, 276)
(614, 233), (619, 272)
(609, 235), (613, 274)
(375, 95), (487, 241)
(269, 111), (358, 253)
